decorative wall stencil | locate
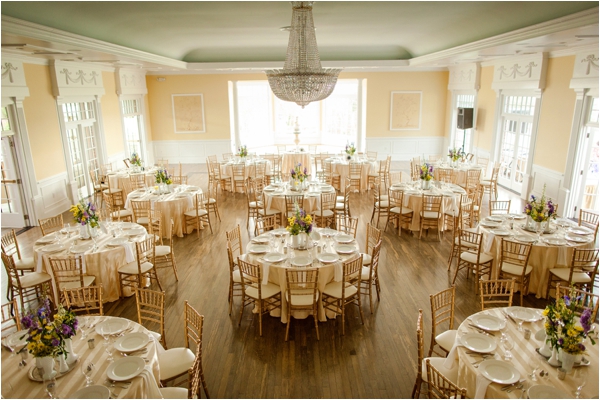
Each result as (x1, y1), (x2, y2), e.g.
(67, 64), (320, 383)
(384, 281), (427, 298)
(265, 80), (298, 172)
(581, 54), (599, 76)
(448, 63), (481, 91)
(1, 58), (30, 99)
(116, 68), (148, 95)
(59, 69), (99, 85)
(498, 62), (538, 80)
(491, 54), (547, 92)
(172, 94), (205, 133)
(49, 61), (105, 97)
(1, 63), (18, 83)
(390, 91), (421, 130)
(570, 50), (599, 93)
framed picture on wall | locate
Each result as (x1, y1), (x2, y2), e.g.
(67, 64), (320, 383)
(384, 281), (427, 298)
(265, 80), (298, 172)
(390, 91), (422, 130)
(172, 94), (206, 133)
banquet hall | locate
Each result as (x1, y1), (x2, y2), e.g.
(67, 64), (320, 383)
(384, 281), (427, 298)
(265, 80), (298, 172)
(1, 2), (599, 398)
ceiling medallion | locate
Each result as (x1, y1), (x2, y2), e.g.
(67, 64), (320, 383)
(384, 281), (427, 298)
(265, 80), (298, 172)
(265, 2), (341, 108)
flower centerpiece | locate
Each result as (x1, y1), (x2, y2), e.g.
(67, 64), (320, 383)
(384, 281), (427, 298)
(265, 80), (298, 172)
(54, 304), (79, 364)
(70, 201), (99, 239)
(345, 143), (356, 160)
(290, 162), (308, 189)
(238, 145), (248, 159)
(448, 148), (463, 164)
(287, 204), (313, 248)
(419, 162), (434, 190)
(130, 152), (142, 167)
(524, 184), (557, 233)
(155, 167), (172, 193)
(21, 298), (65, 378)
(542, 286), (595, 371)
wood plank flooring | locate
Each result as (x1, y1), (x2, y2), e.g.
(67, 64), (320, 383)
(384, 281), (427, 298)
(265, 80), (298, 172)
(3, 163), (549, 398)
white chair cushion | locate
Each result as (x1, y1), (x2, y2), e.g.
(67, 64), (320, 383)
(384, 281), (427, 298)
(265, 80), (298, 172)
(390, 206), (413, 215)
(258, 209), (279, 216)
(360, 266), (373, 281)
(421, 357), (458, 384)
(459, 251), (493, 265)
(118, 261), (154, 275)
(112, 210), (133, 218)
(158, 347), (195, 381)
(375, 201), (389, 208)
(549, 268), (591, 284)
(361, 253), (372, 266)
(421, 211), (440, 219)
(334, 203), (345, 210)
(248, 201), (260, 208)
(322, 281), (358, 299)
(336, 196), (344, 202)
(379, 195), (389, 201)
(136, 217), (149, 225)
(501, 262), (532, 276)
(103, 188), (122, 194)
(285, 289), (319, 306)
(318, 210), (335, 217)
(435, 329), (457, 352)
(14, 257), (35, 270)
(19, 272), (51, 288)
(184, 209), (208, 217)
(455, 237), (477, 248)
(61, 275), (96, 290)
(159, 387), (188, 399)
(232, 268), (242, 283)
(245, 282), (281, 300)
(155, 245), (172, 257)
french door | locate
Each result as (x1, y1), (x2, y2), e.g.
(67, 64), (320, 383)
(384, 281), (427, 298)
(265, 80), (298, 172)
(497, 95), (536, 193)
(1, 135), (27, 228)
(573, 97), (600, 213)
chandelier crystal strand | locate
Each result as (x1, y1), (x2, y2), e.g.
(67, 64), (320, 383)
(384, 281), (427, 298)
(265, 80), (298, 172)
(266, 2), (341, 108)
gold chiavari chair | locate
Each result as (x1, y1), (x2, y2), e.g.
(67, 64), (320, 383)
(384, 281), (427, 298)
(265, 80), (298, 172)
(348, 162), (363, 193)
(546, 248), (599, 299)
(150, 209), (179, 281)
(451, 230), (493, 294)
(285, 268), (320, 341)
(579, 209), (600, 242)
(425, 359), (467, 399)
(1, 252), (54, 312)
(204, 183), (221, 222)
(62, 285), (104, 316)
(39, 214), (63, 236)
(428, 286), (456, 357)
(1, 229), (35, 275)
(48, 255), (96, 303)
(314, 192), (335, 228)
(479, 279), (515, 310)
(369, 183), (389, 229)
(103, 191), (133, 222)
(1, 298), (21, 336)
(386, 189), (413, 236)
(135, 287), (166, 348)
(489, 199), (511, 215)
(498, 239), (533, 306)
(480, 163), (500, 201)
(360, 240), (382, 313)
(335, 214), (358, 238)
(255, 215), (278, 236)
(437, 168), (455, 184)
(184, 193), (212, 236)
(118, 236), (162, 297)
(420, 194), (443, 241)
(130, 199), (151, 230)
(130, 173), (146, 190)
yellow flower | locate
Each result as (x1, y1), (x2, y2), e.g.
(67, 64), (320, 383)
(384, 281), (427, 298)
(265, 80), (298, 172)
(542, 309), (549, 316)
(567, 328), (578, 337)
(575, 326), (583, 332)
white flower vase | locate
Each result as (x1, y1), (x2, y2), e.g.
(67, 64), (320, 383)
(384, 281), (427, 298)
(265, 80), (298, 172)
(421, 179), (431, 190)
(58, 355), (69, 373)
(36, 356), (56, 380)
(538, 334), (552, 357)
(525, 215), (534, 231)
(64, 338), (78, 365)
(291, 233), (307, 249)
(291, 234), (300, 249)
(80, 225), (90, 239)
(167, 184), (173, 193)
(548, 347), (561, 367)
(561, 351), (576, 373)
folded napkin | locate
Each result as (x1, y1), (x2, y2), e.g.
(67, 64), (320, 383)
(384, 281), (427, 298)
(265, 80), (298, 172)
(483, 231), (495, 253)
(333, 260), (343, 282)
(557, 246), (568, 266)
(474, 373), (492, 399)
(139, 367), (163, 399)
(261, 260), (273, 285)
(119, 242), (136, 263)
(442, 333), (461, 370)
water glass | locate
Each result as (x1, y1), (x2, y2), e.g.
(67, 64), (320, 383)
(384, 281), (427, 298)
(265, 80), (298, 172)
(528, 357), (540, 381)
(81, 361), (94, 386)
(503, 337), (514, 361)
(574, 368), (588, 398)
(44, 375), (58, 398)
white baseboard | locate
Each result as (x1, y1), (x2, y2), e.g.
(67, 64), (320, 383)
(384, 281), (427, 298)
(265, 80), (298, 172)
(366, 137), (445, 161)
(33, 172), (71, 223)
(152, 140), (232, 164)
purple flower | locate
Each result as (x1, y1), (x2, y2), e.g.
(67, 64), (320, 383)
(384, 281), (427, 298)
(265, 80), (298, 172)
(558, 338), (564, 346)
(579, 343), (586, 351)
(61, 324), (73, 337)
(21, 315), (33, 329)
(580, 308), (592, 332)
(51, 338), (60, 347)
(564, 295), (571, 306)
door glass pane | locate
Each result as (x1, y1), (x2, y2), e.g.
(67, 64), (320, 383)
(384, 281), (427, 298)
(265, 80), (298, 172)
(66, 127), (87, 199)
(514, 121), (533, 184)
(583, 127), (600, 210)
(121, 99), (143, 156)
(1, 137), (16, 214)
(499, 120), (516, 181)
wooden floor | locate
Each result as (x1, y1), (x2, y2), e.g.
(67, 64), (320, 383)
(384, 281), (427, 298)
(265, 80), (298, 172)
(3, 163), (550, 398)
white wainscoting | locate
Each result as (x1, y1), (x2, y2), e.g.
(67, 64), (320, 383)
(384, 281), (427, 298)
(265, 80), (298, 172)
(107, 152), (126, 169)
(530, 164), (564, 205)
(33, 172), (72, 222)
(366, 137), (445, 161)
(151, 140), (232, 164)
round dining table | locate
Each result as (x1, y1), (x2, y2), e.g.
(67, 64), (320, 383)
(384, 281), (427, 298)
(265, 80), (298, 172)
(446, 307), (599, 399)
(389, 181), (466, 232)
(220, 158), (273, 193)
(241, 227), (360, 323)
(1, 315), (163, 399)
(124, 184), (202, 238)
(434, 163), (484, 187)
(107, 167), (159, 196)
(262, 181), (336, 215)
(477, 216), (595, 298)
(33, 222), (146, 302)
(327, 157), (377, 192)
(281, 151), (313, 177)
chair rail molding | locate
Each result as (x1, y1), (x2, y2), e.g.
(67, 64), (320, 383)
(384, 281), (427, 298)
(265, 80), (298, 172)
(152, 139), (232, 164)
(115, 68), (148, 96)
(365, 137), (445, 161)
(491, 53), (548, 93)
(448, 63), (481, 91)
(49, 60), (105, 98)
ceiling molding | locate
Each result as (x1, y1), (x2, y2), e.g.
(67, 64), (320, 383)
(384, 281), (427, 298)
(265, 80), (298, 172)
(1, 15), (187, 70)
(0, 51), (49, 66)
(549, 43), (600, 59)
(409, 7), (598, 66)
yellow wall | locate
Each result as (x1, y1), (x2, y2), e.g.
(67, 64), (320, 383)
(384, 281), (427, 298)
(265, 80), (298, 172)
(535, 56), (576, 172)
(101, 71), (125, 157)
(474, 66), (497, 154)
(22, 64), (65, 181)
(146, 71), (450, 141)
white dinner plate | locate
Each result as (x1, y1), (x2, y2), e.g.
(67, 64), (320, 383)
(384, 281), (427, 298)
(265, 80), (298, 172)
(175, 193), (190, 198)
(120, 222), (137, 229)
(68, 385), (110, 399)
(70, 243), (93, 253)
(272, 228), (288, 236)
(510, 214), (526, 220)
(42, 243), (64, 253)
(460, 333), (497, 353)
(95, 318), (129, 336)
(129, 193), (142, 199)
(2, 329), (28, 349)
(114, 332), (150, 353)
(248, 244), (269, 254)
(106, 357), (145, 381)
(334, 234), (354, 244)
(125, 228), (146, 237)
(506, 307), (541, 322)
(251, 237), (269, 244)
(568, 226), (594, 235)
(527, 385), (569, 399)
(334, 245), (356, 254)
(317, 253), (339, 264)
(491, 229), (511, 236)
(544, 238), (567, 246)
(107, 237), (129, 247)
(37, 235), (57, 244)
(470, 314), (506, 331)
(565, 234), (589, 243)
(319, 228), (338, 238)
(514, 235), (537, 243)
(264, 252), (286, 263)
(185, 186), (200, 192)
(290, 256), (312, 267)
(263, 187), (276, 192)
(486, 216), (504, 222)
(479, 221), (500, 228)
(478, 360), (520, 384)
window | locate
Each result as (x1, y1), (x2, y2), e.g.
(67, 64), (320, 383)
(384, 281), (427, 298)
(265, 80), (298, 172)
(232, 80), (360, 149)
(451, 94), (475, 152)
(121, 98), (145, 157)
(574, 97), (600, 212)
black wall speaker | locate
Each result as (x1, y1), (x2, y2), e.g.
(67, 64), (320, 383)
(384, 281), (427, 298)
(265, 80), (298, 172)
(457, 107), (474, 130)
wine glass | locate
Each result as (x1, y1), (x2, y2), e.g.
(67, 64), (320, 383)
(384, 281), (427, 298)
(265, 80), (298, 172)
(104, 338), (114, 362)
(78, 316), (88, 341)
(503, 337), (514, 361)
(528, 357), (540, 381)
(81, 361), (94, 386)
(43, 376), (58, 398)
(574, 368), (588, 398)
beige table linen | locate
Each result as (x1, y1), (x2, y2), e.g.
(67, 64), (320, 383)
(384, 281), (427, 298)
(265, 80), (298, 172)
(451, 308), (598, 399)
(263, 187), (328, 215)
(242, 228), (360, 323)
(434, 165), (483, 187)
(33, 226), (143, 302)
(390, 182), (465, 232)
(330, 159), (376, 192)
(220, 159), (272, 193)
(125, 186), (200, 238)
(107, 168), (158, 195)
(1, 316), (162, 399)
(478, 220), (593, 298)
(282, 152), (313, 177)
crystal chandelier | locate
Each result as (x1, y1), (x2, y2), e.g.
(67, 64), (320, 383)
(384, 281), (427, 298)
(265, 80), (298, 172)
(265, 2), (341, 108)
